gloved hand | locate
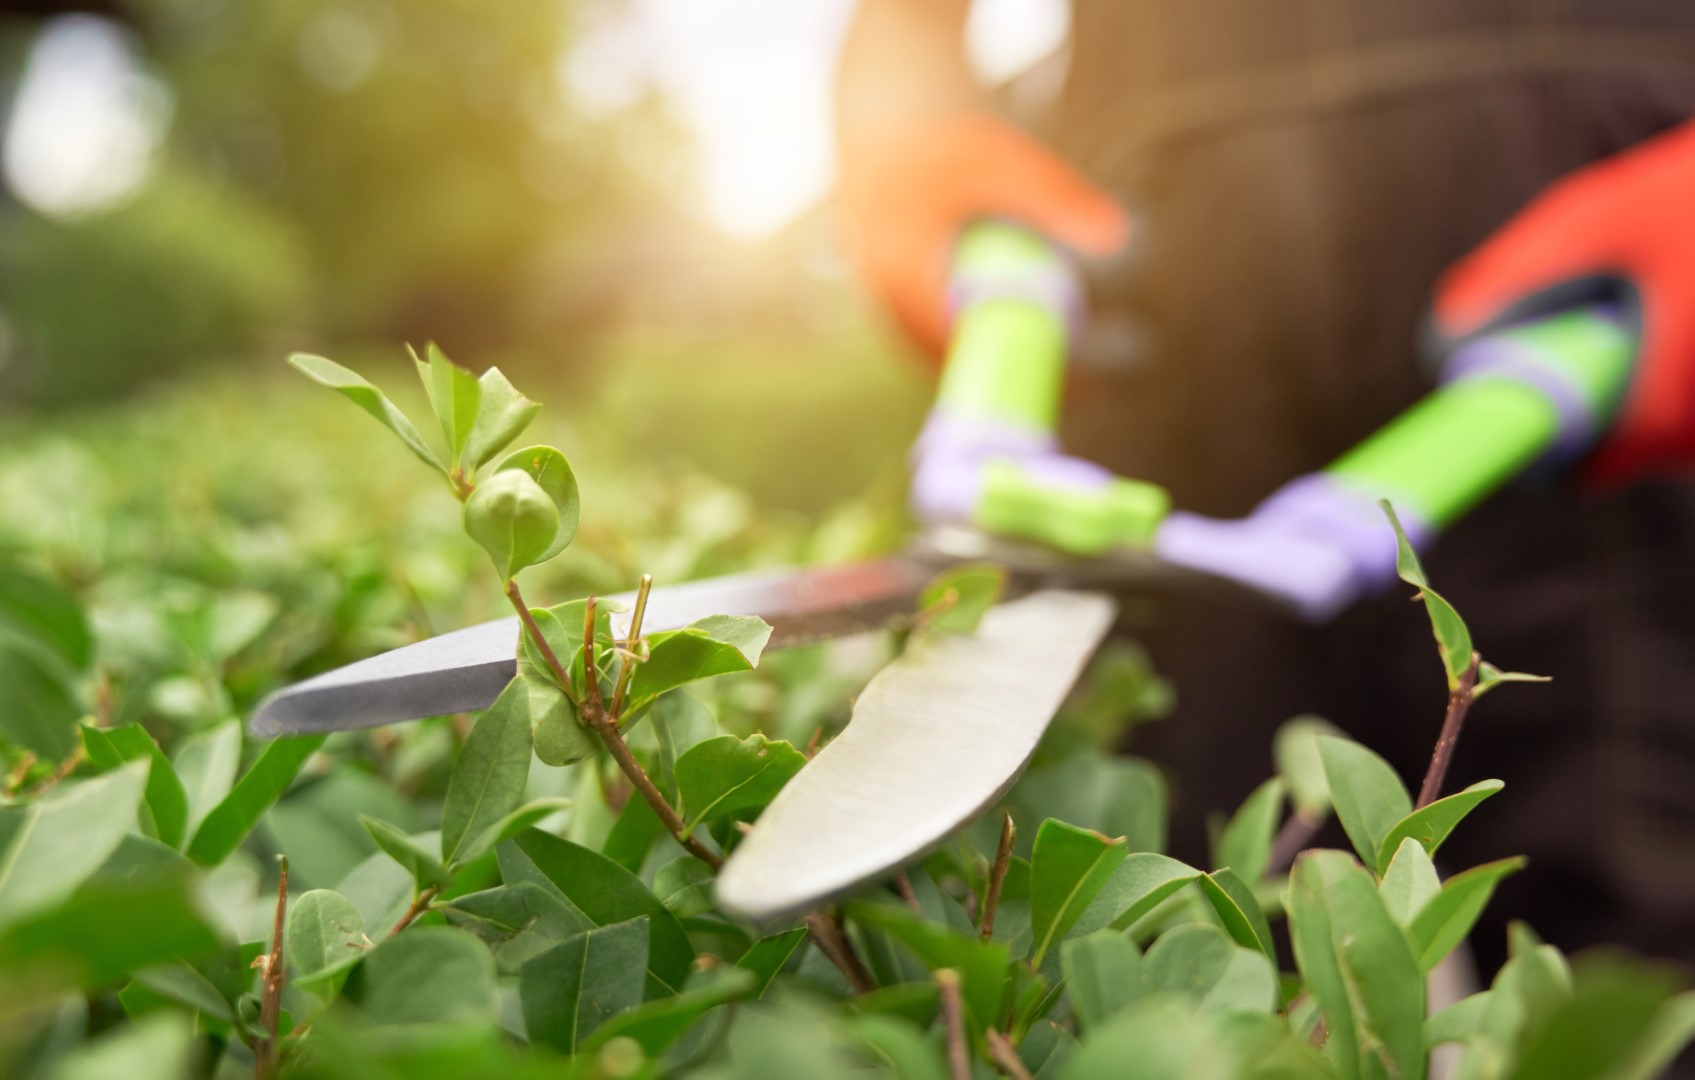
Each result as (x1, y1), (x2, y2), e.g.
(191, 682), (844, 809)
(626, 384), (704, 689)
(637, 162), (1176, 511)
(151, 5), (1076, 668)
(838, 112), (1129, 355)
(1434, 118), (1695, 484)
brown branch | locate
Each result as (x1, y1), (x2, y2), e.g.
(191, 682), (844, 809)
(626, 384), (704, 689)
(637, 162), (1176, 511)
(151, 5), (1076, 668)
(388, 884), (442, 938)
(979, 813), (1016, 941)
(895, 871), (922, 914)
(937, 969), (971, 1080)
(986, 1028), (1034, 1080)
(255, 856), (288, 1080)
(1417, 652), (1481, 809)
(609, 573), (652, 720)
(1267, 809), (1324, 877)
(804, 910), (875, 994)
(506, 581), (575, 701)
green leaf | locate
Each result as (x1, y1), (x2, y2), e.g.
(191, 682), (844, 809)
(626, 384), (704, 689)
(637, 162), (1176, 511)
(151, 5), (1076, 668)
(1030, 820), (1129, 966)
(1407, 857), (1525, 972)
(528, 679), (597, 766)
(654, 856), (715, 917)
(1511, 955), (1683, 1080)
(579, 966), (757, 1056)
(0, 561), (91, 670)
(441, 678), (532, 866)
(131, 961), (236, 1021)
(1287, 850), (1425, 1080)
(1426, 992), (1491, 1046)
(463, 798), (571, 864)
(628, 616), (773, 712)
(519, 917), (649, 1053)
(289, 353), (444, 473)
(1061, 930), (1144, 1031)
(1377, 837), (1440, 926)
(1318, 735), (1412, 876)
(1074, 852), (1201, 936)
(1474, 662), (1550, 699)
(416, 343), (482, 470)
(172, 721), (241, 840)
(1012, 755), (1168, 857)
(1615, 989), (1695, 1080)
(494, 445), (580, 561)
(1274, 715), (1340, 818)
(1144, 923), (1279, 1015)
(186, 734), (324, 866)
(518, 599), (618, 696)
(918, 563), (1007, 634)
(497, 829), (695, 996)
(287, 889), (369, 993)
(441, 881), (593, 976)
(1375, 779), (1503, 871)
(736, 927), (808, 998)
(0, 636), (81, 759)
(347, 925), (497, 1028)
(1454, 929), (1572, 1078)
(46, 1012), (195, 1080)
(1196, 868), (1276, 964)
(464, 366), (540, 471)
(602, 790), (663, 872)
(1383, 500), (1473, 689)
(360, 815), (451, 890)
(846, 1013), (951, 1080)
(846, 901), (1011, 1026)
(462, 469), (558, 582)
(0, 762), (147, 928)
(80, 723), (189, 849)
(673, 733), (805, 834)
(1213, 778), (1285, 883)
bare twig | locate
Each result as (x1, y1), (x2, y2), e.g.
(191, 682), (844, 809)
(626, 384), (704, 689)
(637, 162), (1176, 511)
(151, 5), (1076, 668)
(1267, 810), (1324, 876)
(804, 910), (875, 994)
(895, 871), (922, 914)
(1417, 652), (1481, 809)
(609, 573), (652, 720)
(986, 1028), (1034, 1080)
(937, 969), (971, 1080)
(804, 726), (823, 759)
(21, 745), (84, 800)
(979, 813), (1016, 941)
(254, 855), (289, 1080)
(388, 884), (443, 937)
(506, 580), (577, 703)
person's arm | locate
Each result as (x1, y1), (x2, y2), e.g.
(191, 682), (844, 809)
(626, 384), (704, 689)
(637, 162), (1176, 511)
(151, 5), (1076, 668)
(837, 0), (978, 142)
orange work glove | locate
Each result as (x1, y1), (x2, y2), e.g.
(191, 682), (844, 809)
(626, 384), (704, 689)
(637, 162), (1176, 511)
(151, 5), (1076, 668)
(837, 112), (1129, 356)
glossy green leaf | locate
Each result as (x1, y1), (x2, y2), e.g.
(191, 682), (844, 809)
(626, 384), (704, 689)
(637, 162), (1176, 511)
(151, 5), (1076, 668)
(442, 881), (593, 976)
(463, 469), (558, 582)
(1377, 837), (1440, 926)
(1030, 820), (1129, 966)
(464, 798), (571, 865)
(601, 790), (663, 872)
(1074, 852), (1201, 936)
(1061, 930), (1144, 1031)
(654, 856), (715, 917)
(172, 721), (241, 840)
(520, 917), (648, 1053)
(1213, 778), (1285, 883)
(289, 353), (444, 473)
(1383, 500), (1473, 689)
(1376, 779), (1503, 871)
(918, 563), (1007, 634)
(463, 366), (540, 471)
(0, 763), (147, 929)
(1196, 868), (1275, 964)
(361, 815), (451, 890)
(1318, 734), (1412, 876)
(628, 615), (773, 712)
(494, 445), (579, 561)
(130, 961), (236, 1021)
(287, 889), (369, 992)
(528, 680), (597, 766)
(1408, 857), (1525, 972)
(1288, 850), (1425, 1080)
(737, 927), (807, 998)
(579, 966), (757, 1056)
(673, 733), (804, 835)
(186, 733), (324, 866)
(80, 723), (189, 849)
(497, 829), (694, 996)
(846, 901), (1010, 1026)
(347, 926), (497, 1027)
(1144, 923), (1278, 1015)
(441, 678), (532, 866)
(416, 343), (482, 470)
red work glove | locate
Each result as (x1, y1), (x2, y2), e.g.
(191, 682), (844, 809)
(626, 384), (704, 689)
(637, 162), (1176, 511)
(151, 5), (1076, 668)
(837, 112), (1129, 356)
(1434, 119), (1695, 484)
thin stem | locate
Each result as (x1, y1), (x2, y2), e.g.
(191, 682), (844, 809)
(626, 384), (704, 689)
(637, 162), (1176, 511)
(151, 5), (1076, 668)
(506, 580), (578, 705)
(979, 813), (1015, 941)
(895, 871), (922, 914)
(255, 855), (288, 1080)
(804, 910), (875, 994)
(1417, 652), (1481, 809)
(19, 745), (83, 800)
(610, 573), (652, 721)
(1267, 809), (1324, 877)
(937, 969), (971, 1080)
(986, 1028), (1034, 1080)
(389, 884), (443, 937)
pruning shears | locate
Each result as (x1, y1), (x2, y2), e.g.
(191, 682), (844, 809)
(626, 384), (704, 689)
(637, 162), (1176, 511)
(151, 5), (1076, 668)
(253, 222), (1636, 924)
